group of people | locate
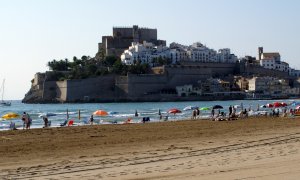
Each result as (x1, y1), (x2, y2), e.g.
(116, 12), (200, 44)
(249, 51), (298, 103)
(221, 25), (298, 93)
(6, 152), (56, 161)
(211, 105), (245, 121)
(10, 112), (51, 130)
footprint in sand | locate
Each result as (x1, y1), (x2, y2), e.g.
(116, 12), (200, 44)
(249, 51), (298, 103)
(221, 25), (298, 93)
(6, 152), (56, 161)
(120, 172), (128, 175)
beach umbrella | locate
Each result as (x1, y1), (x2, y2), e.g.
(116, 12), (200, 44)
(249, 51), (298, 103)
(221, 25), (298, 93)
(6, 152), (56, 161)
(291, 101), (300, 106)
(200, 107), (210, 111)
(266, 103), (273, 108)
(1, 112), (19, 120)
(295, 106), (300, 110)
(183, 106), (198, 111)
(93, 110), (108, 116)
(260, 105), (267, 108)
(281, 102), (287, 107)
(273, 102), (282, 108)
(168, 108), (181, 114)
(233, 105), (241, 109)
(39, 113), (56, 118)
(212, 105), (223, 109)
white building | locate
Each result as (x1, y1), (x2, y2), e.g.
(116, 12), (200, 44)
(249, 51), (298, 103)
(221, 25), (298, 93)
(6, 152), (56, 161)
(187, 42), (217, 63)
(121, 42), (170, 65)
(217, 48), (238, 63)
(176, 85), (202, 97)
(248, 77), (274, 94)
(260, 59), (289, 72)
(121, 41), (238, 65)
(258, 47), (290, 73)
(248, 76), (290, 97)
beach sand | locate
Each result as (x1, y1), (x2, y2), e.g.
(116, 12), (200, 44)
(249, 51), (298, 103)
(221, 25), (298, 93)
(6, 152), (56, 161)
(1, 116), (300, 179)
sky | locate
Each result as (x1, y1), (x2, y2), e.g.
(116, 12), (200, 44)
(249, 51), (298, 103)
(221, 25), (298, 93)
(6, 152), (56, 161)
(0, 0), (300, 100)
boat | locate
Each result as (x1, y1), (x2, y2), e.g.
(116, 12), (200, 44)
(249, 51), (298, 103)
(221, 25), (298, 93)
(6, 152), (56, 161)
(0, 79), (11, 106)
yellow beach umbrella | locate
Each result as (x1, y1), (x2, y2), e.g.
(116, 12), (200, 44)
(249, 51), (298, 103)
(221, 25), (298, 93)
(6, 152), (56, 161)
(2, 112), (19, 120)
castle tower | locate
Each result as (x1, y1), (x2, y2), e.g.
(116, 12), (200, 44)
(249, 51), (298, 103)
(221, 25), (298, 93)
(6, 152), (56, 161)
(258, 47), (263, 60)
(132, 25), (139, 42)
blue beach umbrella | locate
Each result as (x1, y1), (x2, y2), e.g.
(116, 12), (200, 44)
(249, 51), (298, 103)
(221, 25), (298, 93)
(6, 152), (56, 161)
(212, 105), (223, 109)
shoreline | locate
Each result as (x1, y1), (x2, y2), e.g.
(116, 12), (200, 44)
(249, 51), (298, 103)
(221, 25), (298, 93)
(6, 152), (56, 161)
(1, 116), (300, 179)
(22, 96), (298, 104)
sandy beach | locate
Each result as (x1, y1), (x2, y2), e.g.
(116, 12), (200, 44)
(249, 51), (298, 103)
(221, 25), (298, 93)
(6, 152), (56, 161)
(1, 116), (300, 179)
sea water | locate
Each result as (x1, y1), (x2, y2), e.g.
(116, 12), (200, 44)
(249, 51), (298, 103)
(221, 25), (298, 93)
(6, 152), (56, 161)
(0, 99), (297, 130)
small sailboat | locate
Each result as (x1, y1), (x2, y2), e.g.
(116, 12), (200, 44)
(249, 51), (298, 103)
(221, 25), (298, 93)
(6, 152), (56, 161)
(0, 79), (11, 106)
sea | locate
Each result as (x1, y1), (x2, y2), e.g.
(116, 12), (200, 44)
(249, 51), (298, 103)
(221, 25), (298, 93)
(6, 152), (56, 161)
(0, 99), (298, 131)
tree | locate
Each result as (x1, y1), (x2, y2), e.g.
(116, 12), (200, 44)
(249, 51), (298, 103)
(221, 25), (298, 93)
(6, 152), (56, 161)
(104, 56), (119, 67)
(86, 64), (97, 76)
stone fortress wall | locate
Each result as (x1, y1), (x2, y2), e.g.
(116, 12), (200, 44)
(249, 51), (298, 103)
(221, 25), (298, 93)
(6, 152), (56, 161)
(57, 63), (237, 102)
(243, 63), (290, 78)
(23, 62), (296, 103)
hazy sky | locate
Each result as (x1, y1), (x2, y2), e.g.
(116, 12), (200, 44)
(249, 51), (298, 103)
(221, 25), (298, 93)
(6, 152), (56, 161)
(0, 0), (300, 100)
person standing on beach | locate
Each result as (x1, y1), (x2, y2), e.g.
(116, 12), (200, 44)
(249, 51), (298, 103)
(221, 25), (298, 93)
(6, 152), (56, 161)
(22, 112), (31, 130)
(43, 116), (48, 128)
(89, 115), (94, 125)
(196, 108), (200, 119)
(211, 109), (215, 117)
(229, 105), (233, 116)
(192, 109), (196, 119)
(26, 113), (32, 129)
(21, 112), (27, 130)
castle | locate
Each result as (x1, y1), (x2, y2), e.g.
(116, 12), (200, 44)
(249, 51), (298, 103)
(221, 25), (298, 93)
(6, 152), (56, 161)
(97, 25), (166, 58)
(22, 26), (300, 103)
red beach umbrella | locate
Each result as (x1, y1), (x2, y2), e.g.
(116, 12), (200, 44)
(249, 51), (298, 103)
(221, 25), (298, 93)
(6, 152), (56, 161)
(168, 108), (181, 115)
(273, 102), (282, 108)
(281, 102), (287, 107)
(266, 104), (273, 108)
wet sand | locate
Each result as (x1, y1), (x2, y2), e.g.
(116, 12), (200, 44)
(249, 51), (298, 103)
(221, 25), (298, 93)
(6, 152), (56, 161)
(1, 116), (300, 179)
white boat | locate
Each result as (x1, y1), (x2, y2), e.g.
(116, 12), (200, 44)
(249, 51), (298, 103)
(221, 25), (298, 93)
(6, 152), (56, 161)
(0, 79), (11, 106)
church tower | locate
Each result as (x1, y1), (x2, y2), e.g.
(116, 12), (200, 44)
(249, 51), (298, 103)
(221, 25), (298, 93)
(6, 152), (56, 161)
(258, 47), (263, 60)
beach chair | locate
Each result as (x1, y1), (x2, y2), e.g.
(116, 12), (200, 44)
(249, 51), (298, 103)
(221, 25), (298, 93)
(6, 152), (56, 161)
(60, 119), (74, 127)
(124, 118), (132, 124)
(67, 120), (74, 126)
(60, 120), (68, 126)
(9, 122), (17, 130)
